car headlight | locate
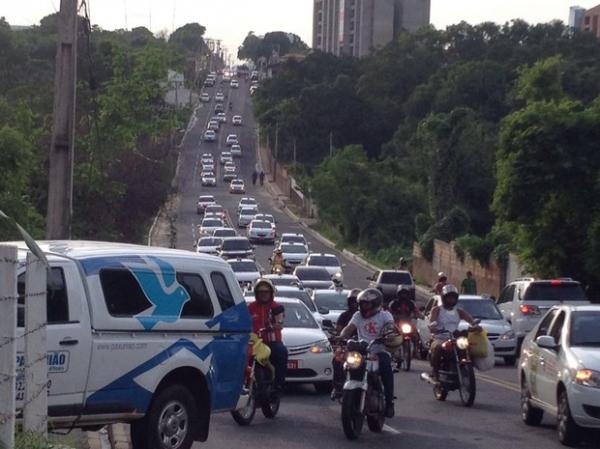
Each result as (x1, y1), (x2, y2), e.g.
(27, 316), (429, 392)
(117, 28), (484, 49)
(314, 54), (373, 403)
(456, 336), (470, 350)
(309, 340), (332, 354)
(575, 369), (600, 388)
(501, 330), (516, 341)
(345, 351), (363, 369)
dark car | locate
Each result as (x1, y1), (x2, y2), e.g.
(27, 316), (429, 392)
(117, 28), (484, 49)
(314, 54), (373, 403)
(293, 267), (334, 290)
(367, 270), (415, 302)
(218, 237), (254, 260)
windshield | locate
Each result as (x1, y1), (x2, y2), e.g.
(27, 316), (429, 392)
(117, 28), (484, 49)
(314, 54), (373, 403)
(276, 290), (315, 312)
(380, 272), (412, 284)
(308, 256), (339, 266)
(229, 261), (258, 272)
(198, 237), (221, 246)
(296, 268), (331, 281)
(222, 239), (251, 250)
(214, 229), (236, 237)
(269, 277), (299, 286)
(282, 236), (306, 245)
(524, 283), (587, 301)
(283, 303), (319, 328)
(241, 208), (257, 215)
(313, 291), (349, 310)
(199, 196), (214, 202)
(202, 219), (222, 227)
(206, 206), (223, 212)
(282, 245), (307, 254)
(241, 200), (256, 206)
(458, 299), (503, 320)
(256, 215), (274, 223)
(251, 221), (271, 229)
(570, 312), (600, 347)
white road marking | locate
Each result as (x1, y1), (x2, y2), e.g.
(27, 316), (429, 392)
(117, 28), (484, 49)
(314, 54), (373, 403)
(383, 424), (401, 435)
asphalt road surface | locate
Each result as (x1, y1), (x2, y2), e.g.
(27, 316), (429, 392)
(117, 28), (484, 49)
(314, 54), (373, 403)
(173, 77), (598, 449)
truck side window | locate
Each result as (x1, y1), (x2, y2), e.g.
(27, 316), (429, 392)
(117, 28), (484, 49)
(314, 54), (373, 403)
(100, 269), (152, 317)
(17, 267), (69, 327)
(210, 272), (235, 311)
(178, 273), (214, 318)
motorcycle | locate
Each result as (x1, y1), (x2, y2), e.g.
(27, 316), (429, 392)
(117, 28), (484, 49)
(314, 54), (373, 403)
(340, 337), (387, 440)
(394, 320), (415, 371)
(231, 332), (280, 425)
(420, 327), (477, 407)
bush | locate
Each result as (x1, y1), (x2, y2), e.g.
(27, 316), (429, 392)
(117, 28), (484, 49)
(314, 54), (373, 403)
(419, 206), (470, 261)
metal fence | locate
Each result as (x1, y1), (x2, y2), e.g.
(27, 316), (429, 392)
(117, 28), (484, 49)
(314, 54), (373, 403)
(0, 244), (48, 448)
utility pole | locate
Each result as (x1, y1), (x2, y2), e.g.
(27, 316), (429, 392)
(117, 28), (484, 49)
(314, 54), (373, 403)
(273, 123), (279, 182)
(47, 0), (78, 239)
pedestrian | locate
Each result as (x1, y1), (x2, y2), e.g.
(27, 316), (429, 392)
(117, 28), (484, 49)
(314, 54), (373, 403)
(259, 171), (265, 186)
(461, 271), (477, 295)
(252, 171), (258, 186)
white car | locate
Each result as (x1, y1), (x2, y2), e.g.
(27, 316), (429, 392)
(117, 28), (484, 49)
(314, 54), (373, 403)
(199, 217), (225, 235)
(203, 130), (216, 142)
(253, 213), (276, 235)
(232, 115), (242, 126)
(220, 151), (233, 164)
(224, 161), (236, 173)
(196, 195), (216, 214)
(230, 144), (242, 158)
(201, 155), (213, 165)
(228, 258), (262, 285)
(305, 253), (344, 279)
(215, 92), (225, 102)
(230, 79), (239, 88)
(247, 220), (276, 244)
(201, 162), (215, 172)
(519, 305), (600, 445)
(207, 120), (219, 132)
(279, 233), (309, 247)
(263, 274), (302, 288)
(226, 134), (239, 146)
(204, 204), (226, 220)
(195, 236), (222, 255)
(200, 92), (210, 102)
(201, 171), (216, 187)
(216, 112), (227, 123)
(212, 228), (237, 239)
(311, 289), (351, 326)
(238, 206), (259, 228)
(237, 197), (258, 213)
(245, 297), (333, 391)
(279, 243), (309, 271)
(230, 179), (245, 194)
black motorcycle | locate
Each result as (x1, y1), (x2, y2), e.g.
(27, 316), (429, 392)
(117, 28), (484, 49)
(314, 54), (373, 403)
(421, 328), (477, 407)
(340, 338), (387, 440)
(395, 320), (415, 371)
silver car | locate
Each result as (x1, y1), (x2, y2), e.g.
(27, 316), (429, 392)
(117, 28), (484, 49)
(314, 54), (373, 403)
(311, 289), (351, 327)
(201, 171), (216, 187)
(198, 217), (224, 236)
(238, 206), (258, 228)
(237, 197), (258, 213)
(195, 236), (222, 255)
(279, 243), (309, 271)
(247, 220), (275, 244)
(228, 258), (262, 285)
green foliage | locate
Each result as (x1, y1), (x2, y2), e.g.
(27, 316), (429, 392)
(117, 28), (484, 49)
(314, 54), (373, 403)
(238, 31), (308, 64)
(515, 55), (565, 103)
(169, 23), (206, 54)
(419, 207), (470, 261)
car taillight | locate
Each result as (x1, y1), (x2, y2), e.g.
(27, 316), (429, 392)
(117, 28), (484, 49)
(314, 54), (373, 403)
(519, 304), (540, 315)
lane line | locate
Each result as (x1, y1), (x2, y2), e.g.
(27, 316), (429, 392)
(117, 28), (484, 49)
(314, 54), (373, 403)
(383, 424), (402, 435)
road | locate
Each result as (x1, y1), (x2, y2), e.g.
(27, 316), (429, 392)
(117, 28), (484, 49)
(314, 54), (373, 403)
(173, 77), (598, 448)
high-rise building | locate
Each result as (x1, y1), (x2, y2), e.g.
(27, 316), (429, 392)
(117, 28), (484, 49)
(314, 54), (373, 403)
(569, 6), (586, 28)
(312, 0), (430, 58)
(582, 4), (600, 39)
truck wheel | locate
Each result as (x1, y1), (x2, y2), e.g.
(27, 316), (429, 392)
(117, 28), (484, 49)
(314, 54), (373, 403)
(131, 384), (199, 449)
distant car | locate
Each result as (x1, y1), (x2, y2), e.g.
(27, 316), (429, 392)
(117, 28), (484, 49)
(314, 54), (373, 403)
(253, 213), (276, 234)
(247, 220), (276, 244)
(201, 155), (213, 165)
(418, 295), (518, 365)
(367, 270), (415, 302)
(311, 289), (352, 326)
(212, 228), (237, 238)
(216, 112), (227, 123)
(196, 195), (215, 214)
(203, 130), (216, 142)
(238, 206), (259, 228)
(200, 92), (210, 102)
(230, 79), (239, 88)
(232, 115), (242, 126)
(218, 237), (254, 260)
(519, 305), (600, 445)
(230, 144), (242, 158)
(210, 116), (221, 128)
(226, 134), (239, 146)
(201, 162), (215, 172)
(220, 151), (233, 164)
(238, 197), (258, 212)
(201, 171), (216, 187)
(279, 233), (309, 247)
(215, 92), (225, 102)
(207, 120), (220, 132)
(228, 258), (262, 285)
(204, 204), (225, 220)
(224, 161), (236, 173)
(195, 236), (222, 255)
(230, 179), (245, 194)
(279, 243), (309, 271)
(305, 253), (345, 279)
(223, 172), (237, 183)
(264, 274), (302, 288)
(199, 217), (224, 235)
(215, 103), (225, 114)
(293, 266), (334, 290)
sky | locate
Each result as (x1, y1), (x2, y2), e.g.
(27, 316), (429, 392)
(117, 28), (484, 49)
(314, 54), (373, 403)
(2, 0), (600, 61)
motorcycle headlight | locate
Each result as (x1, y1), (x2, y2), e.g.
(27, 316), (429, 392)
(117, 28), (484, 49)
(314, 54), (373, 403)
(456, 336), (470, 350)
(575, 369), (600, 388)
(345, 351), (363, 369)
(310, 340), (332, 354)
(501, 330), (516, 341)
(401, 323), (413, 334)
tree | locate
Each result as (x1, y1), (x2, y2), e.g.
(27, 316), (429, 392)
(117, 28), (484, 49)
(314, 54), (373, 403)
(169, 23), (206, 54)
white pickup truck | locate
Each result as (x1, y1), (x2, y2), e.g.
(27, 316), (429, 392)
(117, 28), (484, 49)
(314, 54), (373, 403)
(12, 241), (252, 449)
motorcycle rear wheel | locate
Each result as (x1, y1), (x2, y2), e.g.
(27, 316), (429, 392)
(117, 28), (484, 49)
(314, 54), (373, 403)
(231, 392), (257, 426)
(458, 365), (476, 407)
(261, 391), (280, 419)
(341, 389), (364, 440)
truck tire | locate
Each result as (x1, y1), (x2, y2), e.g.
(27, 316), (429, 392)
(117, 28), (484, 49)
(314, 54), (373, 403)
(131, 384), (199, 449)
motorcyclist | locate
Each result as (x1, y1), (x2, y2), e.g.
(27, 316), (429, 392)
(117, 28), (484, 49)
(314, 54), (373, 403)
(229, 101), (233, 110)
(428, 284), (478, 382)
(329, 272), (344, 290)
(247, 278), (288, 392)
(330, 288), (360, 400)
(389, 286), (422, 371)
(432, 272), (448, 295)
(340, 288), (396, 418)
(270, 248), (285, 273)
(398, 257), (409, 271)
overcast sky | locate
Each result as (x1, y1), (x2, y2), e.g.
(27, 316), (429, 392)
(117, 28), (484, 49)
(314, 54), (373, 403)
(2, 0), (599, 61)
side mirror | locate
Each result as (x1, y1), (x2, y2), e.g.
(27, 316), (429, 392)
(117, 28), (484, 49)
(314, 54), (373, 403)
(322, 319), (334, 329)
(318, 306), (330, 315)
(536, 335), (558, 350)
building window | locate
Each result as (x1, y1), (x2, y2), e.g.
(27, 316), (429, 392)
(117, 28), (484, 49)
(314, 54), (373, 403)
(585, 16), (591, 25)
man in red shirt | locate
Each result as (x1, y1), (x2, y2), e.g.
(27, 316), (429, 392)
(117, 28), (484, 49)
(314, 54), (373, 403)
(248, 278), (288, 392)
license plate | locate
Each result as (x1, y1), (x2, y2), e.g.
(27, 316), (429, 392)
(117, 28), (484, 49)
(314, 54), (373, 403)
(287, 360), (299, 370)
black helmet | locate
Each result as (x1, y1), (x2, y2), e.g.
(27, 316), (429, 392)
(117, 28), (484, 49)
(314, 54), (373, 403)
(397, 285), (411, 299)
(357, 288), (383, 318)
